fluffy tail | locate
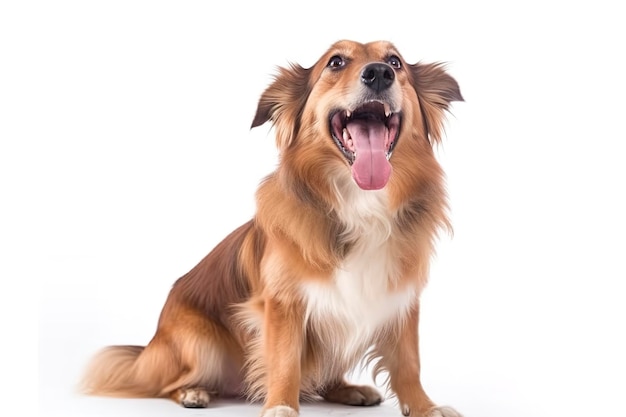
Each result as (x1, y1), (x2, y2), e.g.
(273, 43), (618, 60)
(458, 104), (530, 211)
(80, 345), (162, 398)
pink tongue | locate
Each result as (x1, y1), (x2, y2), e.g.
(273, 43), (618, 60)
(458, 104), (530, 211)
(346, 120), (392, 190)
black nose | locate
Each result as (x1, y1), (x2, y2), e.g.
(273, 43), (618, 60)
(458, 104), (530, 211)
(360, 63), (395, 93)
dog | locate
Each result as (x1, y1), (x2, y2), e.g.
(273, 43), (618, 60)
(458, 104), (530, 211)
(81, 40), (463, 417)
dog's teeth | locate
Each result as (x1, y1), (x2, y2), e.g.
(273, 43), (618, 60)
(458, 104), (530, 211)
(384, 103), (391, 117)
(342, 128), (350, 142)
(346, 110), (352, 118)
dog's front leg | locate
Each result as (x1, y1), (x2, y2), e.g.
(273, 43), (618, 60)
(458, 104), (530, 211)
(260, 297), (303, 417)
(380, 304), (462, 417)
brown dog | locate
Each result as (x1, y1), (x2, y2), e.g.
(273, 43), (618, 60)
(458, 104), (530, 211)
(81, 40), (463, 417)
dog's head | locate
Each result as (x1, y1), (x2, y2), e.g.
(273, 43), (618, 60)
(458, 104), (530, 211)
(252, 40), (463, 191)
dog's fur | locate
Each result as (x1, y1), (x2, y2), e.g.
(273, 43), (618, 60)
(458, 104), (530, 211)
(81, 40), (463, 417)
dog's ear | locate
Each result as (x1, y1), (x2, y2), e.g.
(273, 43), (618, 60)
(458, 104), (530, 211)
(251, 64), (312, 149)
(409, 63), (463, 144)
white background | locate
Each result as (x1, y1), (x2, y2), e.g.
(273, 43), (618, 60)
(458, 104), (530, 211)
(1, 1), (625, 416)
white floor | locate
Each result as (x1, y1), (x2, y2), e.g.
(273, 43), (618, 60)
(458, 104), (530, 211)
(43, 394), (407, 417)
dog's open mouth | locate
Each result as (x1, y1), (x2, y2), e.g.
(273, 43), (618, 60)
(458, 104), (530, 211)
(330, 101), (401, 190)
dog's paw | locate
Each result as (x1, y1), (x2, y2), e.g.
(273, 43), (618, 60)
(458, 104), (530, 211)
(324, 383), (382, 406)
(260, 405), (299, 417)
(176, 387), (211, 408)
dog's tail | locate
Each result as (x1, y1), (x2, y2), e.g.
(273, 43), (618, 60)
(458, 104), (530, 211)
(80, 344), (174, 398)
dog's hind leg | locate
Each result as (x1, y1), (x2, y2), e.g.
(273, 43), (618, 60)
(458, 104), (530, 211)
(154, 307), (246, 407)
(83, 306), (244, 407)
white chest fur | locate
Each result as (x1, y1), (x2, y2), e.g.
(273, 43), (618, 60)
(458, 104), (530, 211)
(301, 188), (417, 361)
(302, 256), (417, 359)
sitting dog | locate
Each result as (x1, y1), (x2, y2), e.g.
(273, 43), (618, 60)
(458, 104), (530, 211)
(82, 40), (464, 417)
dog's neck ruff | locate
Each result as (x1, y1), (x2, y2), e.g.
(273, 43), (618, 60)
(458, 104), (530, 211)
(332, 174), (393, 244)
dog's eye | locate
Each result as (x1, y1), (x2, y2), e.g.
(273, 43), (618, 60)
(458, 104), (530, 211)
(328, 55), (345, 69)
(387, 55), (402, 69)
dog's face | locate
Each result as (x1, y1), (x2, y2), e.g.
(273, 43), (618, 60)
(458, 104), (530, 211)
(252, 40), (462, 191)
(308, 41), (405, 190)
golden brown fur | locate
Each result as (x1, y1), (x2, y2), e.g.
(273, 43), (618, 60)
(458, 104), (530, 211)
(81, 40), (463, 417)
